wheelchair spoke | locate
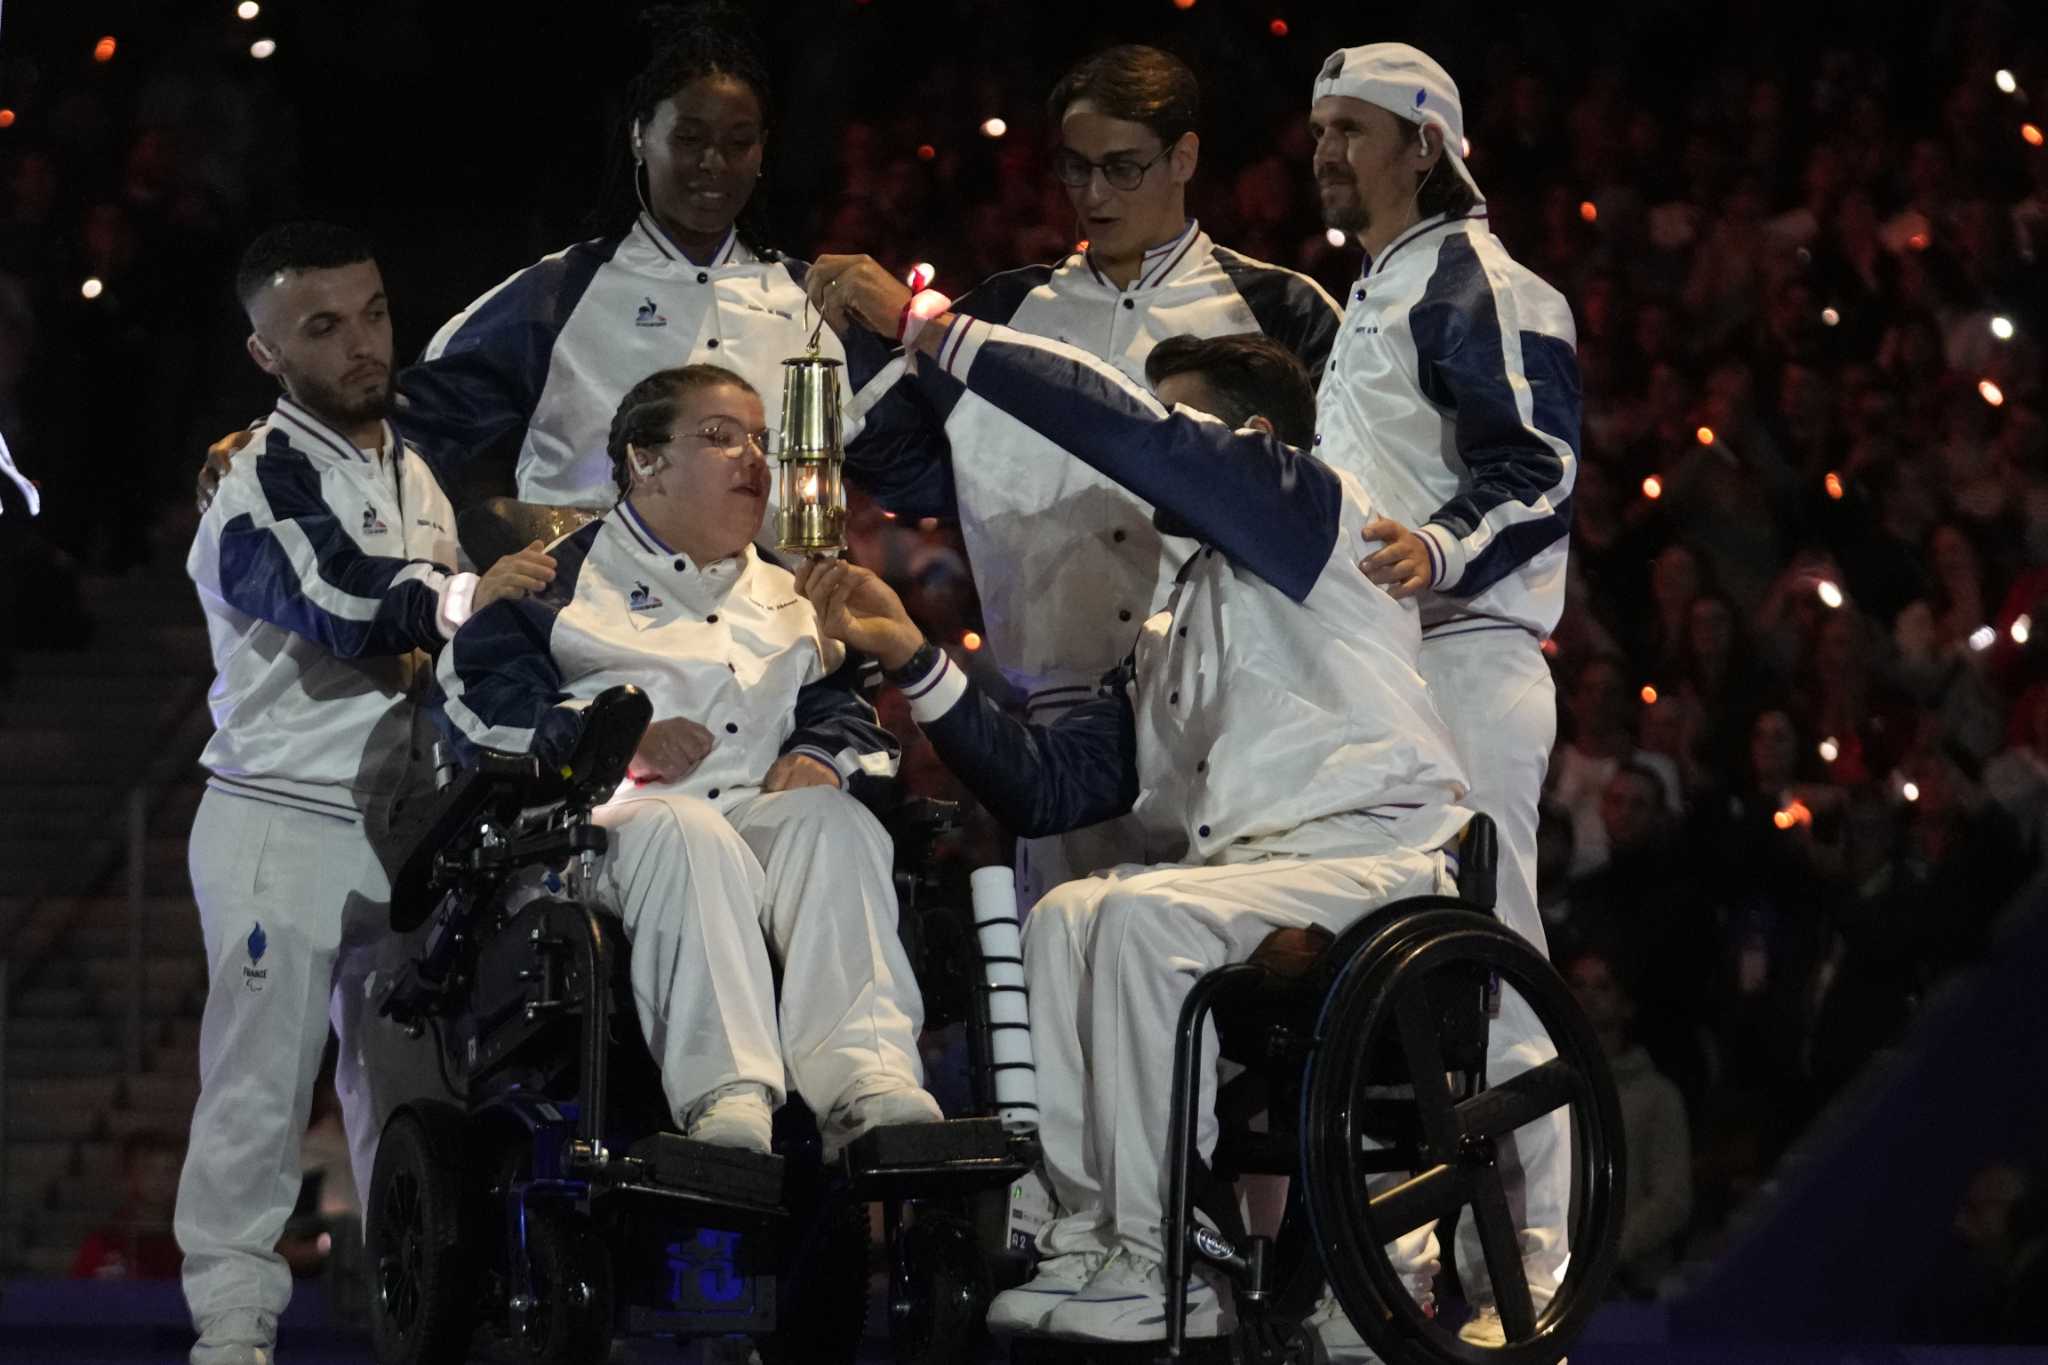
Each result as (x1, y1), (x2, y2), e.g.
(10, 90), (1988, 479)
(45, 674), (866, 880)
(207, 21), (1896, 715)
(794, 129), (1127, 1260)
(1366, 1162), (1469, 1239)
(1392, 987), (1459, 1153)
(1456, 1057), (1581, 1141)
(1469, 1169), (1538, 1341)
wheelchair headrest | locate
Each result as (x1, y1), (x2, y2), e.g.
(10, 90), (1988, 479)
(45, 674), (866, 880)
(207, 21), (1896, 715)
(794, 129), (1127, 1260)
(457, 497), (604, 572)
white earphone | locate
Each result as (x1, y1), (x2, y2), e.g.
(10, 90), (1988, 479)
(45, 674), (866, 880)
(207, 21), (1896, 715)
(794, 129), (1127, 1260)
(631, 118), (645, 164)
(1416, 124), (1431, 159)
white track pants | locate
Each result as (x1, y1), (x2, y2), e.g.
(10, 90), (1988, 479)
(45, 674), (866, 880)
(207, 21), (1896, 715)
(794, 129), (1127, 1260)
(1023, 841), (1454, 1265)
(1419, 628), (1570, 1306)
(593, 787), (926, 1124)
(176, 787), (446, 1351)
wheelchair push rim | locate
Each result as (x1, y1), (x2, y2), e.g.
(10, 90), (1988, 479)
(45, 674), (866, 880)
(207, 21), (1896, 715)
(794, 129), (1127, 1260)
(1302, 917), (1625, 1365)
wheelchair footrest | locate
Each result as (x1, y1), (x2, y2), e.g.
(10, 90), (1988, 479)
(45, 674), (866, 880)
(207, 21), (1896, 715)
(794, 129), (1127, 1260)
(842, 1117), (1033, 1198)
(628, 1133), (784, 1206)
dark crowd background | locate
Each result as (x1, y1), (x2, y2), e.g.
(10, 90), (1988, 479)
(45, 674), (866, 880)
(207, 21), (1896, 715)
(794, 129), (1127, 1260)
(5, 0), (2048, 1332)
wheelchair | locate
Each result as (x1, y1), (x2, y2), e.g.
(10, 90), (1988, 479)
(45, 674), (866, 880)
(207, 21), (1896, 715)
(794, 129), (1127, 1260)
(1014, 816), (1626, 1365)
(361, 682), (1038, 1365)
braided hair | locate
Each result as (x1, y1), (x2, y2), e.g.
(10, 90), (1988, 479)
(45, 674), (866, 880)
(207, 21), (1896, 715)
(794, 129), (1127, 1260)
(606, 363), (760, 499)
(603, 3), (780, 258)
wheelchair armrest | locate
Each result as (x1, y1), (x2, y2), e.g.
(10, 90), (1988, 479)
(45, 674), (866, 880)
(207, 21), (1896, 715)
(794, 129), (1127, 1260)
(390, 749), (540, 932)
(1456, 812), (1499, 912)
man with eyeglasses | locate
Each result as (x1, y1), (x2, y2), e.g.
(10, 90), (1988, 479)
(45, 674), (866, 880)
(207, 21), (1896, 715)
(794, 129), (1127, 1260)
(852, 44), (1341, 905)
(435, 362), (945, 1160)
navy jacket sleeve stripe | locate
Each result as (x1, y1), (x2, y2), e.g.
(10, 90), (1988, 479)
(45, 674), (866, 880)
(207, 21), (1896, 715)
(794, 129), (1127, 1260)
(395, 235), (619, 486)
(782, 648), (902, 774)
(437, 521), (601, 765)
(918, 664), (1140, 837)
(216, 441), (446, 657)
(1211, 247), (1342, 388)
(1408, 234), (1580, 597)
(931, 324), (1344, 602)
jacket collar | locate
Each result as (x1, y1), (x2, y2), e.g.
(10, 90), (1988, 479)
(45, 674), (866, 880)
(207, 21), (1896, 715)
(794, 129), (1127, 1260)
(634, 212), (747, 269)
(1079, 218), (1205, 293)
(610, 497), (751, 586)
(1363, 208), (1488, 280)
(271, 396), (393, 466)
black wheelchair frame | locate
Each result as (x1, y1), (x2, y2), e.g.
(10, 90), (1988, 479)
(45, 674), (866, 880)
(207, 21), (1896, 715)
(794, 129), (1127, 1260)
(364, 684), (1040, 1364)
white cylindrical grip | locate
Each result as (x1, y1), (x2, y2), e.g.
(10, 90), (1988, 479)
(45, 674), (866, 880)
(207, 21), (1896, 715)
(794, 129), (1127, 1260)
(971, 865), (1038, 1132)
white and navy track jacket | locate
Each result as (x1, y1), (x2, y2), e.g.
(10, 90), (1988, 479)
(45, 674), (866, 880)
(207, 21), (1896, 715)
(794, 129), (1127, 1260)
(435, 500), (899, 813)
(189, 397), (475, 821)
(398, 213), (898, 512)
(1315, 210), (1580, 641)
(850, 221), (1341, 707)
(893, 320), (1469, 863)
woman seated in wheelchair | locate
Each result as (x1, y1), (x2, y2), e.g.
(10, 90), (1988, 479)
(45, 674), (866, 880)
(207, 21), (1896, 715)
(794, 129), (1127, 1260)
(791, 323), (1470, 1350)
(433, 362), (943, 1158)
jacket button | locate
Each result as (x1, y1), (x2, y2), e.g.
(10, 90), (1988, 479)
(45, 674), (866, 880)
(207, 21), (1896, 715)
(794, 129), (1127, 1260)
(1169, 690), (1179, 704)
(1178, 626), (1187, 638)
(1198, 824), (1211, 838)
(1354, 290), (1365, 301)
(726, 722), (738, 734)
(674, 558), (687, 571)
(706, 613), (719, 624)
(1113, 528), (1126, 543)
(1314, 434), (1323, 446)
(696, 271), (709, 284)
(1122, 298), (1135, 310)
(1118, 609), (1132, 621)
(708, 788), (720, 799)
(1197, 760), (1207, 773)
(706, 337), (720, 349)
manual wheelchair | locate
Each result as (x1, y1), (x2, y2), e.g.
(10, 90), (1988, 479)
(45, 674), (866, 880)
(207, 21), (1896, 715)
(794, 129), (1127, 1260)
(1013, 816), (1627, 1365)
(362, 677), (1038, 1365)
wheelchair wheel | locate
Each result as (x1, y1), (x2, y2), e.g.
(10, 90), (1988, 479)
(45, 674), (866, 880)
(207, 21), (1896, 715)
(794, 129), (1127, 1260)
(1302, 914), (1624, 1365)
(366, 1103), (475, 1365)
(759, 1194), (871, 1365)
(887, 1205), (989, 1365)
(508, 1203), (614, 1365)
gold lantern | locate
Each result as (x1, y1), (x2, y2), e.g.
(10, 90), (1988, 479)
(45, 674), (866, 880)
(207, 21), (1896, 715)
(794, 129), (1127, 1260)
(775, 348), (847, 554)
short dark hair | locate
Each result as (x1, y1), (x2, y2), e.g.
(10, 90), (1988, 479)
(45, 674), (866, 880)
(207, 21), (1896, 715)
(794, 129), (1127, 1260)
(606, 363), (759, 497)
(1145, 333), (1317, 449)
(1045, 44), (1199, 147)
(234, 221), (374, 311)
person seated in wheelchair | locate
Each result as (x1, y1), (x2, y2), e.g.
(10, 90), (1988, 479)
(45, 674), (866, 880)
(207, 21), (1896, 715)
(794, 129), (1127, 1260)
(793, 328), (1471, 1348)
(432, 362), (944, 1158)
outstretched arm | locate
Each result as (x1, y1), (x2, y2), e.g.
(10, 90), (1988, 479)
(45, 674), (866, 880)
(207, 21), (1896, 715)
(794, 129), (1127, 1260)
(794, 558), (1138, 835)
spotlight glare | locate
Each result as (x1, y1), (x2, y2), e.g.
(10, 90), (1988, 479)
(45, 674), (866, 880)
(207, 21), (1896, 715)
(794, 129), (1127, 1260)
(2014, 614), (2033, 645)
(237, 0), (260, 17)
(1908, 231), (1930, 251)
(1824, 471), (1845, 500)
(2025, 123), (2045, 147)
(93, 36), (117, 63)
(1991, 314), (2015, 340)
(1639, 684), (1658, 705)
(1696, 425), (1715, 446)
(1996, 69), (2018, 94)
(1172, 0), (1196, 8)
(1324, 227), (1346, 247)
(1269, 18), (1289, 36)
(1773, 809), (1795, 830)
(1980, 378), (2006, 407)
(1820, 306), (1840, 326)
(0, 109), (14, 129)
(1819, 738), (1840, 763)
(1969, 625), (1996, 651)
(1817, 580), (1844, 609)
(1902, 781), (1921, 803)
(250, 37), (277, 59)
(962, 630), (983, 651)
(979, 117), (1007, 139)
(80, 277), (104, 300)
(1641, 475), (1663, 500)
(915, 143), (936, 161)
(1578, 200), (1598, 223)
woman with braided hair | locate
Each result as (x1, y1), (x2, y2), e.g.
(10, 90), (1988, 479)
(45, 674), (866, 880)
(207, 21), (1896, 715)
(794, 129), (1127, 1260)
(199, 4), (909, 520)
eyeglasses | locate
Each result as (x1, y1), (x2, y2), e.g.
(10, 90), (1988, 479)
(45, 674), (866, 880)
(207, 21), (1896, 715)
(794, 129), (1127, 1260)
(663, 422), (772, 458)
(1051, 143), (1174, 191)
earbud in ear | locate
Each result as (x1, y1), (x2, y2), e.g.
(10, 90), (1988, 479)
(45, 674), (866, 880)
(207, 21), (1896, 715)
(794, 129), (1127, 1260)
(631, 118), (645, 164)
(1417, 125), (1431, 158)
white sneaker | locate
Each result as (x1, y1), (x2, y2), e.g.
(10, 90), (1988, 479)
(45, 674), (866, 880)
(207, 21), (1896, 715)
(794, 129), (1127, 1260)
(685, 1082), (774, 1154)
(1459, 1305), (1562, 1356)
(1042, 1246), (1234, 1343)
(818, 1082), (944, 1160)
(191, 1309), (277, 1365)
(984, 1249), (1110, 1335)
(1305, 1275), (1437, 1363)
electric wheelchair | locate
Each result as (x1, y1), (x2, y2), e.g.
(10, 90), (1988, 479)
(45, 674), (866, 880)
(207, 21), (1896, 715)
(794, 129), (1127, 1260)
(361, 668), (1036, 1359)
